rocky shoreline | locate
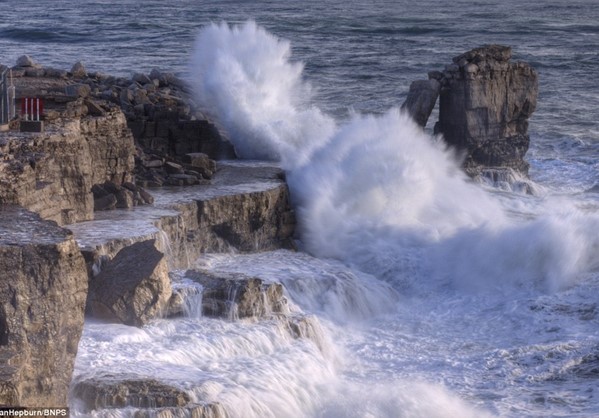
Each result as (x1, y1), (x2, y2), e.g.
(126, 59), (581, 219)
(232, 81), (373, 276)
(0, 45), (538, 412)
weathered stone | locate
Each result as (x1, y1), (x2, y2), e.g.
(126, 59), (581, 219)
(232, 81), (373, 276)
(165, 161), (184, 174)
(65, 83), (92, 98)
(84, 98), (106, 116)
(120, 87), (134, 105)
(94, 193), (118, 211)
(133, 73), (152, 85)
(72, 163), (296, 273)
(400, 79), (440, 127)
(72, 375), (190, 411)
(131, 403), (228, 418)
(0, 104), (136, 225)
(16, 55), (35, 67)
(87, 239), (172, 326)
(435, 45), (538, 177)
(44, 67), (68, 79)
(143, 159), (163, 168)
(0, 206), (87, 407)
(185, 270), (287, 319)
(24, 67), (45, 78)
(167, 173), (200, 186)
(71, 61), (87, 78)
(183, 152), (216, 172)
(115, 188), (134, 208)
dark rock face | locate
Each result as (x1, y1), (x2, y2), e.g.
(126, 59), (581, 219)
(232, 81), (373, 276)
(434, 45), (538, 176)
(0, 206), (87, 407)
(86, 239), (172, 326)
(184, 270), (287, 319)
(92, 180), (154, 211)
(401, 79), (441, 127)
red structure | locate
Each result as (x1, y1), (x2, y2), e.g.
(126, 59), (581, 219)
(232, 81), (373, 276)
(21, 98), (44, 121)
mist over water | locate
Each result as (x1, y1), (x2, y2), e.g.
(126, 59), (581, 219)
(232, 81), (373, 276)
(190, 21), (335, 168)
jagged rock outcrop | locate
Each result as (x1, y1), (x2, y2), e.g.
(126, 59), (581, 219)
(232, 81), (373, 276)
(72, 375), (227, 417)
(0, 206), (87, 407)
(402, 45), (538, 178)
(434, 45), (538, 177)
(135, 151), (216, 188)
(185, 270), (287, 319)
(92, 180), (154, 211)
(86, 239), (172, 326)
(72, 162), (296, 276)
(119, 69), (235, 161)
(0, 99), (138, 224)
(156, 162), (296, 265)
(401, 79), (441, 127)
(72, 376), (191, 410)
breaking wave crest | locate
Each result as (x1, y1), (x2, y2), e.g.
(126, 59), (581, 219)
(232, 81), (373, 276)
(189, 21), (599, 295)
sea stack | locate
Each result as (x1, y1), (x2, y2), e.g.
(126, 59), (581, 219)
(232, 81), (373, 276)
(433, 45), (538, 177)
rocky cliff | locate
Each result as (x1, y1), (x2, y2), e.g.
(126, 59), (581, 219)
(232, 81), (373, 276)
(0, 106), (135, 225)
(71, 162), (296, 273)
(0, 206), (87, 407)
(0, 57), (298, 410)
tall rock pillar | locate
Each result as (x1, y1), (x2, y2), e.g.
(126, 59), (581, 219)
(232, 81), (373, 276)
(434, 45), (538, 177)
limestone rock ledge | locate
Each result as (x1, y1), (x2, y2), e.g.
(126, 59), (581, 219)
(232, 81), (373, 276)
(71, 374), (227, 418)
(0, 108), (135, 225)
(0, 206), (88, 407)
(71, 162), (296, 275)
(183, 270), (288, 320)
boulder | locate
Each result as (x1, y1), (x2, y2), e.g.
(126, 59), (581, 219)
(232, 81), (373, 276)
(86, 239), (172, 326)
(183, 152), (216, 179)
(185, 270), (287, 319)
(93, 193), (118, 211)
(15, 55), (36, 68)
(400, 78), (440, 127)
(65, 83), (92, 98)
(0, 206), (88, 407)
(92, 180), (154, 210)
(434, 45), (538, 177)
(71, 61), (87, 78)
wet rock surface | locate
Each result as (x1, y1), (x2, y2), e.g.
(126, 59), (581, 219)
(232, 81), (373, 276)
(436, 45), (538, 177)
(403, 45), (538, 178)
(86, 239), (172, 327)
(72, 376), (190, 410)
(0, 206), (87, 407)
(184, 270), (287, 319)
(72, 375), (228, 417)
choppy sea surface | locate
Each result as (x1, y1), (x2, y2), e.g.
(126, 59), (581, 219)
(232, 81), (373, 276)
(3, 1), (599, 417)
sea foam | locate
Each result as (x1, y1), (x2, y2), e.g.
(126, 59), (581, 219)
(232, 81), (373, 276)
(189, 21), (599, 296)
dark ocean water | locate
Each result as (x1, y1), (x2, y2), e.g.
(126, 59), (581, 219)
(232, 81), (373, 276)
(3, 2), (599, 417)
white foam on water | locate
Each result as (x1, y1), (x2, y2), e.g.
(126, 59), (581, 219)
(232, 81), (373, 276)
(189, 21), (335, 169)
(72, 20), (599, 418)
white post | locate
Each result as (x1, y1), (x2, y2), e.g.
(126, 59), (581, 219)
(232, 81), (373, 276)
(8, 70), (15, 120)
